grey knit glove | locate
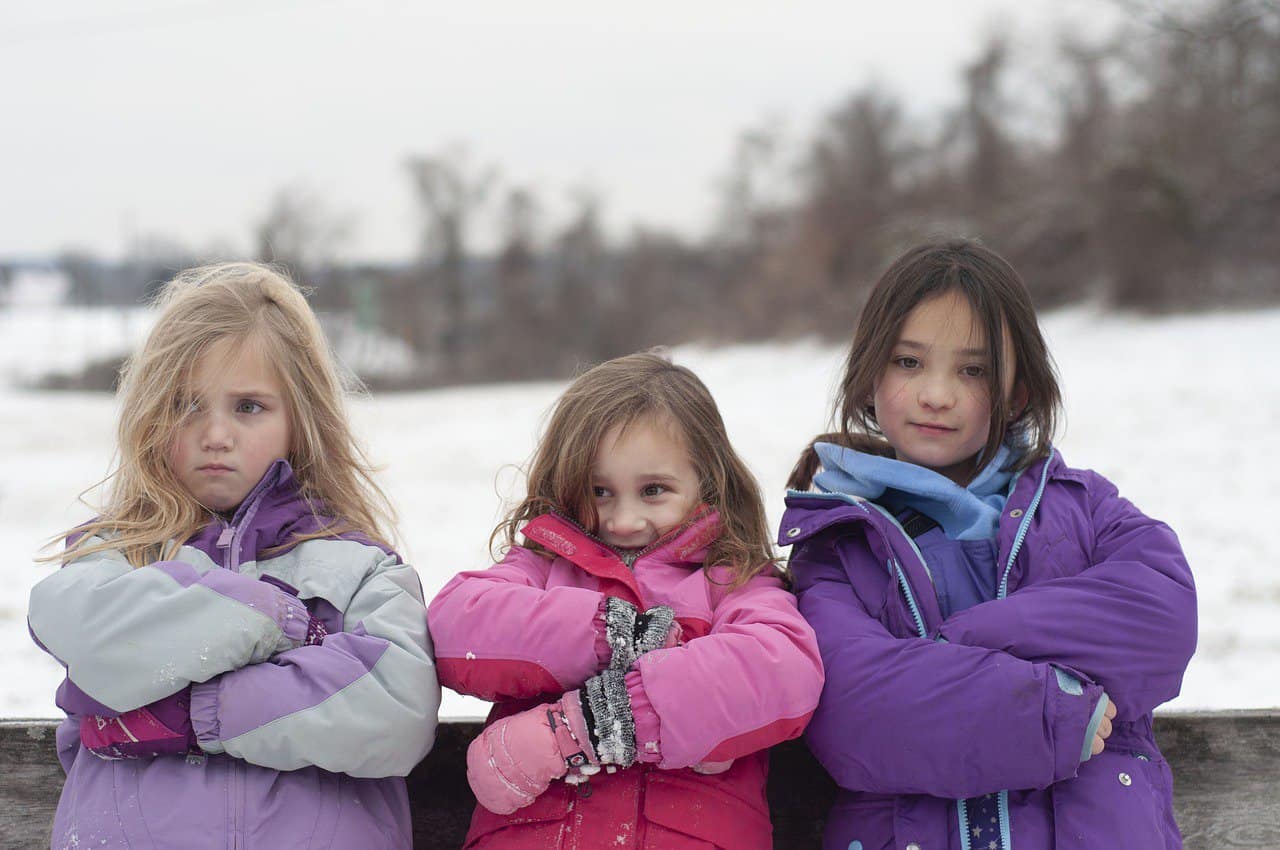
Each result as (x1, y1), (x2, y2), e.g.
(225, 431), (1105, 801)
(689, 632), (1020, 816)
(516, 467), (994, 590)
(604, 597), (678, 672)
(580, 669), (637, 767)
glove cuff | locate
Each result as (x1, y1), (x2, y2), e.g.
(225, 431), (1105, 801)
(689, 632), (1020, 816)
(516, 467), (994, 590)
(581, 670), (636, 767)
(604, 596), (641, 671)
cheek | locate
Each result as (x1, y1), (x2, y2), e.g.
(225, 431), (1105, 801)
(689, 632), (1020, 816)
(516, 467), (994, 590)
(166, 431), (189, 468)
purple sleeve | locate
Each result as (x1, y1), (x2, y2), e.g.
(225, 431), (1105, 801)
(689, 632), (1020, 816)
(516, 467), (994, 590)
(794, 532), (1102, 798)
(938, 473), (1197, 718)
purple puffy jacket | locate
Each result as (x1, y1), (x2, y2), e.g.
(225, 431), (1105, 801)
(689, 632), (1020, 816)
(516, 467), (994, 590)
(782, 448), (1196, 850)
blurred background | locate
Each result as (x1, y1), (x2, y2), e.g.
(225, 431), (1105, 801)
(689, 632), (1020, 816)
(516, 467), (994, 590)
(2, 0), (1277, 717)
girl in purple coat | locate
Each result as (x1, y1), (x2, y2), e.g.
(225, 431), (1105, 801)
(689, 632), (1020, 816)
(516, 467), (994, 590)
(782, 240), (1196, 850)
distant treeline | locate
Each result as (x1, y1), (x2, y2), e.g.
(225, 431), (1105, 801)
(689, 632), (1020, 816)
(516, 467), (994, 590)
(12, 0), (1278, 388)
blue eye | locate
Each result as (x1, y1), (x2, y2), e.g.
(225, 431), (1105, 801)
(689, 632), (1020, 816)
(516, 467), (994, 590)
(237, 400), (265, 415)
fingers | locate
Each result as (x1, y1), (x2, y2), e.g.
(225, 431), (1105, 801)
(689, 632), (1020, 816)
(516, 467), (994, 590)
(1105, 700), (1117, 719)
(1091, 734), (1105, 756)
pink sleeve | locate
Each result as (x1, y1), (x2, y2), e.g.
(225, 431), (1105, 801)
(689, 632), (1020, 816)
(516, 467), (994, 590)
(427, 547), (607, 701)
(626, 571), (825, 769)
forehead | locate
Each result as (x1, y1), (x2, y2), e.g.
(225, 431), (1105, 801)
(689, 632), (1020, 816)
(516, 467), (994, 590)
(594, 415), (690, 467)
(189, 335), (282, 392)
(898, 289), (995, 351)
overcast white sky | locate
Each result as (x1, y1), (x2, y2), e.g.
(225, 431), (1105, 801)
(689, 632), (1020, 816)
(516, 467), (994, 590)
(1, 1), (1122, 262)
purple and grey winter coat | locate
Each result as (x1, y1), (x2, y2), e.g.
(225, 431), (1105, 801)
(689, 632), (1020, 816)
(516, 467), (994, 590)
(28, 460), (440, 850)
(782, 448), (1196, 850)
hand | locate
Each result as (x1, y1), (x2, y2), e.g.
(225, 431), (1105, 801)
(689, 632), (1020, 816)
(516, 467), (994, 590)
(81, 687), (197, 759)
(259, 574), (327, 646)
(604, 597), (680, 671)
(466, 693), (596, 814)
(1090, 699), (1118, 756)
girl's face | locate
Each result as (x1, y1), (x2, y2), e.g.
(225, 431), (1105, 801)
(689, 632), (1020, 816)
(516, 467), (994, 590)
(873, 289), (1018, 484)
(590, 417), (701, 550)
(168, 337), (291, 513)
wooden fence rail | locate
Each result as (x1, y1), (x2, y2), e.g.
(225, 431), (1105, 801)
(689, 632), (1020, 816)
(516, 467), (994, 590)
(2, 711), (1277, 849)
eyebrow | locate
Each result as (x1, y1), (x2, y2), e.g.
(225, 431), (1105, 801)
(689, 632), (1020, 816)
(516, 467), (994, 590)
(592, 472), (682, 482)
(896, 340), (989, 357)
(223, 388), (281, 399)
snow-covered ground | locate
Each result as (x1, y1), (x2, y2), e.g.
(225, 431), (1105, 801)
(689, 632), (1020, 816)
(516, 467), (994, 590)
(2, 303), (1278, 719)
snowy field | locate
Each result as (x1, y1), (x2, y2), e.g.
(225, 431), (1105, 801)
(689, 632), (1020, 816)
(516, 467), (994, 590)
(2, 302), (1278, 718)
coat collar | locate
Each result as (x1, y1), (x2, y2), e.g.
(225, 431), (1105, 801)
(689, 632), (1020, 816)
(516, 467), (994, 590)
(521, 507), (721, 604)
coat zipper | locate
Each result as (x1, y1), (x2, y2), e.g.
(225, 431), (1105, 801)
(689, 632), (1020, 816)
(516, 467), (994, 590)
(212, 461), (285, 571)
(959, 451), (1055, 850)
(798, 453), (1056, 850)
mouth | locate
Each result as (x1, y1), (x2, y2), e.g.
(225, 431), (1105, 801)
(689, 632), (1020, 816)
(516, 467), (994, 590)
(910, 422), (956, 435)
(198, 464), (234, 473)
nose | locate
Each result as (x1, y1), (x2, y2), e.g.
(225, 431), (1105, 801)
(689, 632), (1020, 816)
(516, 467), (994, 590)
(199, 411), (233, 451)
(604, 501), (647, 536)
(917, 371), (957, 411)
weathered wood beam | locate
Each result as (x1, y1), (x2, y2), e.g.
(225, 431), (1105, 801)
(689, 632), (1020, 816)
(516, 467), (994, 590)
(1, 711), (1276, 849)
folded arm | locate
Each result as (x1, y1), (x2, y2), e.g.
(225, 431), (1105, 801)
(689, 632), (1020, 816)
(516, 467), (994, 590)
(939, 474), (1197, 717)
(28, 538), (307, 712)
(192, 542), (439, 777)
(428, 546), (606, 701)
(794, 532), (1103, 798)
(625, 570), (825, 770)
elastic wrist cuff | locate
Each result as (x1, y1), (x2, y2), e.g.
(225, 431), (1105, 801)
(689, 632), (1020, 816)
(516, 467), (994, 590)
(583, 669), (637, 767)
(1080, 691), (1111, 763)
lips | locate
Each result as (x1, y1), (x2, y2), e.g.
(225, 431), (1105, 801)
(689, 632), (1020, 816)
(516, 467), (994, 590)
(198, 464), (233, 472)
(911, 422), (956, 435)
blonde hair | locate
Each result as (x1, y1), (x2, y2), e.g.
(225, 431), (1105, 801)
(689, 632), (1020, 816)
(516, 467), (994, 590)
(495, 351), (777, 587)
(49, 262), (396, 567)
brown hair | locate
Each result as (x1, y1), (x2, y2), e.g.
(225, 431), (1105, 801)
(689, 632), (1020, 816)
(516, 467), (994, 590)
(46, 262), (397, 567)
(495, 351), (777, 586)
(789, 239), (1061, 489)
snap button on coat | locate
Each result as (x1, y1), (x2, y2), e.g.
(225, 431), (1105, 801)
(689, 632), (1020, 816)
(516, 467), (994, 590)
(1119, 772), (1132, 786)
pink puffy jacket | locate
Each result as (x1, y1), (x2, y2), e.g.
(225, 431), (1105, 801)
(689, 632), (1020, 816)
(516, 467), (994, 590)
(428, 509), (824, 850)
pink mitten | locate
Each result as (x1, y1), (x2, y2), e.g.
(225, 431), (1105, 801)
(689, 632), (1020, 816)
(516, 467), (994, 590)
(466, 694), (596, 814)
(81, 687), (197, 759)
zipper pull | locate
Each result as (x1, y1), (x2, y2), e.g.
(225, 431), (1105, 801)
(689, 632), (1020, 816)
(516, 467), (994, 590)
(216, 526), (235, 548)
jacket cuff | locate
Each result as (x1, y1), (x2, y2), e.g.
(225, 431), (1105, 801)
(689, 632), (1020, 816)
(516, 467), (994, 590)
(189, 677), (226, 754)
(626, 670), (663, 764)
(271, 591), (311, 652)
(1047, 665), (1105, 782)
(1080, 690), (1111, 763)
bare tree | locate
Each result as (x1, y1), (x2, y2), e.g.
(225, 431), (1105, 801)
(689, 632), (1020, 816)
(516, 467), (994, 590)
(254, 184), (353, 282)
(404, 147), (497, 374)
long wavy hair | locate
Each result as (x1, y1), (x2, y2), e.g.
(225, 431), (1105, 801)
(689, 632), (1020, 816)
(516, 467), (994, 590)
(47, 262), (396, 567)
(789, 239), (1062, 489)
(495, 351), (777, 587)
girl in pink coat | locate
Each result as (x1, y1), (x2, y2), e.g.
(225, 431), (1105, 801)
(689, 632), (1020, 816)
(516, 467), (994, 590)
(429, 351), (824, 849)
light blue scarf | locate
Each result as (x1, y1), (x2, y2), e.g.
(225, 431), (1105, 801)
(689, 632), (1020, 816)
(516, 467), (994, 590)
(812, 442), (1015, 540)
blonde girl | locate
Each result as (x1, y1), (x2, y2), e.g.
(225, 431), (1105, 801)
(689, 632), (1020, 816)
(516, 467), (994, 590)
(428, 351), (824, 850)
(28, 262), (439, 850)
